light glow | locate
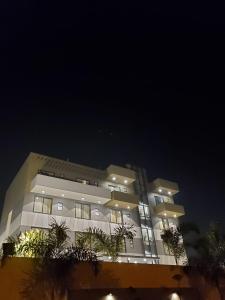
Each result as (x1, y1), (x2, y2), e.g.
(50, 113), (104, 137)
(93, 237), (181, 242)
(168, 191), (172, 195)
(115, 204), (118, 207)
(164, 213), (167, 216)
(127, 206), (130, 209)
(81, 197), (85, 200)
(170, 292), (181, 300)
(124, 179), (128, 184)
(61, 194), (65, 197)
(158, 188), (162, 193)
(112, 177), (116, 181)
(174, 214), (177, 218)
(41, 190), (45, 194)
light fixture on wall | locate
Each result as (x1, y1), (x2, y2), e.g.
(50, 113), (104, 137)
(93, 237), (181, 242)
(168, 191), (172, 195)
(124, 179), (128, 184)
(112, 177), (116, 181)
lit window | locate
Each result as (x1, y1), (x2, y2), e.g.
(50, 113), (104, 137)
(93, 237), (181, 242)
(110, 209), (122, 224)
(57, 202), (63, 211)
(33, 196), (52, 214)
(75, 203), (90, 219)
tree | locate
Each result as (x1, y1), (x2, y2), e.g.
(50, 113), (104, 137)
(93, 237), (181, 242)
(8, 220), (98, 300)
(161, 227), (185, 265)
(187, 223), (225, 300)
(76, 224), (135, 261)
(5, 220), (135, 299)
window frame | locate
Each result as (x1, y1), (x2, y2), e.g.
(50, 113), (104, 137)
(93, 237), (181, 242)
(110, 209), (123, 224)
(33, 196), (52, 214)
(75, 203), (91, 220)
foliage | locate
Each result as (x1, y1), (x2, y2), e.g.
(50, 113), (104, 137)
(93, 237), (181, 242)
(76, 224), (135, 261)
(187, 223), (225, 300)
(7, 219), (98, 300)
(161, 227), (185, 265)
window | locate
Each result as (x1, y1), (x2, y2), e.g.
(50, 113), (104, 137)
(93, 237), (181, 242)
(110, 209), (122, 224)
(139, 204), (150, 219)
(138, 205), (145, 218)
(33, 196), (52, 214)
(75, 203), (90, 219)
(57, 202), (63, 211)
(141, 228), (156, 256)
(155, 196), (163, 205)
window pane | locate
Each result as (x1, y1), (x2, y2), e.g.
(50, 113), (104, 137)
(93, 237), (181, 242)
(82, 204), (90, 219)
(155, 196), (163, 205)
(144, 206), (150, 218)
(141, 228), (150, 246)
(76, 203), (82, 218)
(34, 196), (43, 213)
(43, 198), (52, 214)
(138, 205), (145, 218)
(57, 202), (63, 211)
(148, 228), (153, 241)
(111, 210), (117, 223)
(116, 211), (122, 224)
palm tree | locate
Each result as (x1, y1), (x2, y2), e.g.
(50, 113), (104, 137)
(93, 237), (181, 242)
(8, 219), (98, 300)
(76, 224), (135, 261)
(161, 227), (185, 265)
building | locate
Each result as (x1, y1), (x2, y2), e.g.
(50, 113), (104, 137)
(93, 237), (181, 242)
(0, 153), (185, 265)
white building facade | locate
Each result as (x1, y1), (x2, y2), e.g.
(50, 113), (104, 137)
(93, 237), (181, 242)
(0, 153), (185, 265)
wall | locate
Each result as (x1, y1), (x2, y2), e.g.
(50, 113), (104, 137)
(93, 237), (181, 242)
(0, 258), (222, 300)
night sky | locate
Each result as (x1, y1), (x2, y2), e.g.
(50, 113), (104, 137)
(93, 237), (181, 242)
(0, 0), (224, 230)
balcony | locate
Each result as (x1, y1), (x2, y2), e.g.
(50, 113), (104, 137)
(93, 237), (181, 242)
(106, 165), (136, 185)
(30, 174), (111, 204)
(105, 190), (139, 209)
(154, 202), (185, 218)
(149, 178), (179, 196)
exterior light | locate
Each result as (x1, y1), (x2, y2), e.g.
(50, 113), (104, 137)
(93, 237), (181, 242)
(106, 293), (114, 300)
(158, 189), (162, 193)
(174, 214), (177, 218)
(143, 258), (147, 262)
(108, 256), (112, 260)
(127, 206), (130, 209)
(61, 194), (64, 197)
(115, 204), (118, 207)
(81, 197), (85, 200)
(164, 213), (167, 217)
(134, 260), (137, 264)
(112, 177), (116, 181)
(98, 200), (101, 204)
(127, 257), (130, 262)
(124, 179), (128, 184)
(168, 191), (171, 195)
(118, 260), (122, 263)
(170, 292), (181, 300)
(41, 190), (45, 194)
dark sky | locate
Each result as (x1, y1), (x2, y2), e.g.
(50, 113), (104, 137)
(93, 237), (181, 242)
(0, 0), (224, 230)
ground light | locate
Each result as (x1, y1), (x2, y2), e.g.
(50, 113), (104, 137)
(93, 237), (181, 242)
(170, 292), (181, 300)
(105, 293), (115, 300)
